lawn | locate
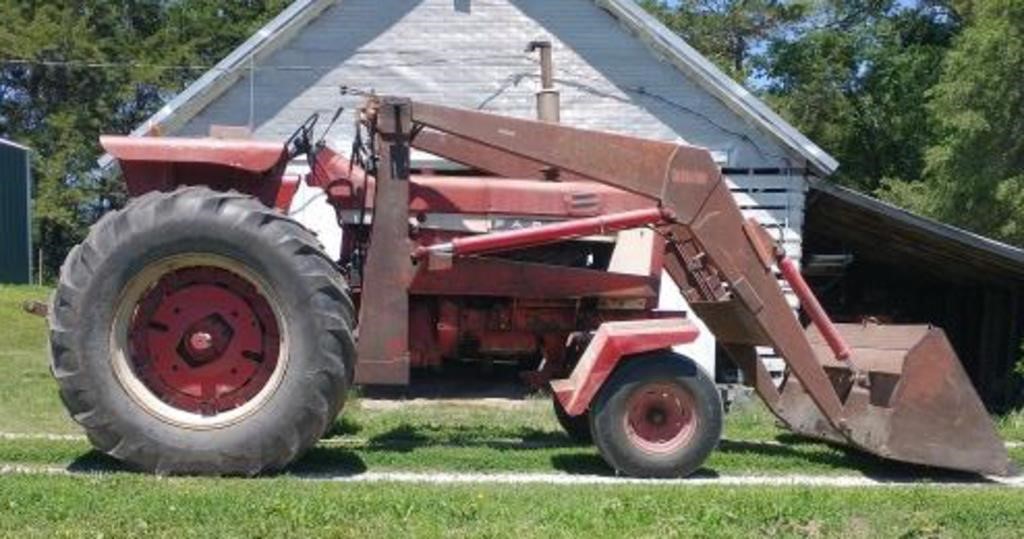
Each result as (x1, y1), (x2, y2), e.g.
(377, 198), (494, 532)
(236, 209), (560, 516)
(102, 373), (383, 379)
(1, 284), (1022, 537)
(2, 475), (1024, 538)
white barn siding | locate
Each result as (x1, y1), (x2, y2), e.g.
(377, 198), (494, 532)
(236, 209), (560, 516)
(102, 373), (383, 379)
(179, 0), (792, 167)
(173, 0), (812, 378)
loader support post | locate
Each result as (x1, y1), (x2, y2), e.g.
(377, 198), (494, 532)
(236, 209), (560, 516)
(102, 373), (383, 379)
(354, 98), (415, 385)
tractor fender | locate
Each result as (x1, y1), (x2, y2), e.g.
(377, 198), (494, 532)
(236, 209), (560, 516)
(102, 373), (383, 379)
(101, 136), (299, 211)
(550, 318), (700, 416)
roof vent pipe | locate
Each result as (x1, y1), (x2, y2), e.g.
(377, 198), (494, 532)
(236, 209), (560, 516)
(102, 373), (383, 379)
(526, 40), (560, 123)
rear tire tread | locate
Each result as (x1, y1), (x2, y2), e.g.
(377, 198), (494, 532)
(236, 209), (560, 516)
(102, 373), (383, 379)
(50, 186), (354, 475)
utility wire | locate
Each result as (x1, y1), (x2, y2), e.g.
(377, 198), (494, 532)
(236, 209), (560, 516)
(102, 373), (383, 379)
(4, 55), (790, 163)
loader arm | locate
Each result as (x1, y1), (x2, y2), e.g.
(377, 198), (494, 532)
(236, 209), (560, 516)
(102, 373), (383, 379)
(407, 101), (846, 427)
(356, 97), (1012, 476)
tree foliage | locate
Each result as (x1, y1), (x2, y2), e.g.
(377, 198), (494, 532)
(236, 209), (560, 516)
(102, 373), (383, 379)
(640, 0), (808, 79)
(0, 0), (287, 280)
(648, 0), (1024, 249)
(882, 0), (1024, 245)
(762, 1), (960, 191)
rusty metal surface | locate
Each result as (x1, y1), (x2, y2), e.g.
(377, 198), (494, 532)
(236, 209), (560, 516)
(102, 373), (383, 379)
(414, 208), (667, 259)
(355, 97), (1010, 475)
(410, 257), (658, 299)
(353, 98), (415, 385)
(408, 99), (850, 433)
(412, 131), (592, 183)
(411, 102), (686, 201)
(552, 318), (700, 416)
(886, 327), (1013, 475)
(777, 323), (1014, 475)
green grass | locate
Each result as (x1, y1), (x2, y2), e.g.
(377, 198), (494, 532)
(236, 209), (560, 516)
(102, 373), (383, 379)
(0, 285), (75, 433)
(998, 409), (1024, 441)
(2, 393), (1022, 480)
(2, 284), (1024, 536)
(0, 283), (1022, 478)
(0, 474), (1022, 538)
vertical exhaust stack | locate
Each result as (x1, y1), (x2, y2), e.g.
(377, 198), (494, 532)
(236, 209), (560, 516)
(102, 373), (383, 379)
(526, 40), (560, 123)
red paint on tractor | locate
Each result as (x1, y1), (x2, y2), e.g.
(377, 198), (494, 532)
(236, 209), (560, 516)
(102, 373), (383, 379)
(777, 255), (852, 361)
(625, 382), (697, 454)
(100, 136), (297, 211)
(551, 318), (700, 416)
(128, 266), (280, 415)
(309, 145), (655, 219)
(101, 136), (288, 172)
(414, 207), (669, 260)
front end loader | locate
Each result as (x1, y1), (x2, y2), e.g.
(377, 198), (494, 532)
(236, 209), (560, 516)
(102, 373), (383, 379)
(47, 94), (1013, 478)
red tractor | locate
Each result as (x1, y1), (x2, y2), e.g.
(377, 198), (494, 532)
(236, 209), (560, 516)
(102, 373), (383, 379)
(48, 94), (1012, 478)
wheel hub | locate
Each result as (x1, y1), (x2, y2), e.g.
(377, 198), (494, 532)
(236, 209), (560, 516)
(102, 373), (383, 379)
(128, 266), (281, 416)
(188, 331), (214, 353)
(179, 314), (234, 366)
(624, 383), (697, 454)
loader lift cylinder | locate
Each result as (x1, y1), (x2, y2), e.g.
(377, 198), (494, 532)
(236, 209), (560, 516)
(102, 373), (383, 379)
(776, 253), (852, 362)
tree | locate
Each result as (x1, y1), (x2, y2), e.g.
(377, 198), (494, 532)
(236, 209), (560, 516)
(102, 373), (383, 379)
(642, 1), (962, 193)
(761, 1), (960, 191)
(0, 0), (288, 280)
(640, 0), (807, 80)
(882, 0), (1024, 245)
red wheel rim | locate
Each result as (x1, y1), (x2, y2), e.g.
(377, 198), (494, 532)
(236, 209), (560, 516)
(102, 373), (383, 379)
(623, 382), (698, 454)
(127, 266), (281, 416)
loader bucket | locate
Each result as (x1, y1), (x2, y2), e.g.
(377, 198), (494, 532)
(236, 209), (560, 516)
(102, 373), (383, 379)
(775, 323), (1015, 476)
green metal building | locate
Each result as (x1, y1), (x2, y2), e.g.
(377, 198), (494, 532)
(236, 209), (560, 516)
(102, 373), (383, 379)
(0, 138), (31, 284)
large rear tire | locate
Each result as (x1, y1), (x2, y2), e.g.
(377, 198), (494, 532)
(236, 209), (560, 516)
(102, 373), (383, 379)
(49, 187), (355, 475)
(590, 351), (722, 478)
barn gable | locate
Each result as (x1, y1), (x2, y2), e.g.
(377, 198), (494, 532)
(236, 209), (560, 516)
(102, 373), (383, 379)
(182, 1), (790, 167)
(115, 0), (836, 176)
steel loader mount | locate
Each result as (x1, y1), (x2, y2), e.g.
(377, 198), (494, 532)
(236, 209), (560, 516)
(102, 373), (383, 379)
(49, 94), (1013, 478)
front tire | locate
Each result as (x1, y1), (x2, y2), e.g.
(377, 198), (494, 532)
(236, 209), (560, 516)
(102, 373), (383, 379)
(552, 395), (592, 444)
(590, 351), (722, 478)
(49, 187), (355, 475)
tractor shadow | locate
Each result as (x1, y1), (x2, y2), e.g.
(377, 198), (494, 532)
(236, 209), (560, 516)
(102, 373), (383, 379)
(295, 422), (610, 476)
(61, 430), (1001, 483)
(290, 419), (1009, 482)
(63, 449), (370, 478)
(68, 451), (132, 474)
(552, 435), (999, 481)
(712, 434), (995, 483)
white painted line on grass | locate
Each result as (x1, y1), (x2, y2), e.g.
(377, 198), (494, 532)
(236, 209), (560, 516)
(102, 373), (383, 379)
(2, 431), (1021, 450)
(312, 471), (1024, 488)
(0, 464), (70, 476)
(1, 463), (1021, 488)
(0, 432), (86, 441)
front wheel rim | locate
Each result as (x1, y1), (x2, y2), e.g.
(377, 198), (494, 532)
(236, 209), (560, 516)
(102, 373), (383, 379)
(623, 382), (698, 454)
(110, 254), (289, 430)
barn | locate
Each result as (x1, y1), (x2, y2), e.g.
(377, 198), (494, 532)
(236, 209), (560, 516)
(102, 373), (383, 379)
(107, 0), (838, 378)
(0, 137), (32, 285)
(805, 181), (1024, 410)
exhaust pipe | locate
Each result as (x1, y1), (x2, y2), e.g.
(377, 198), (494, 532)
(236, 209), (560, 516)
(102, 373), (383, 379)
(526, 40), (560, 123)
